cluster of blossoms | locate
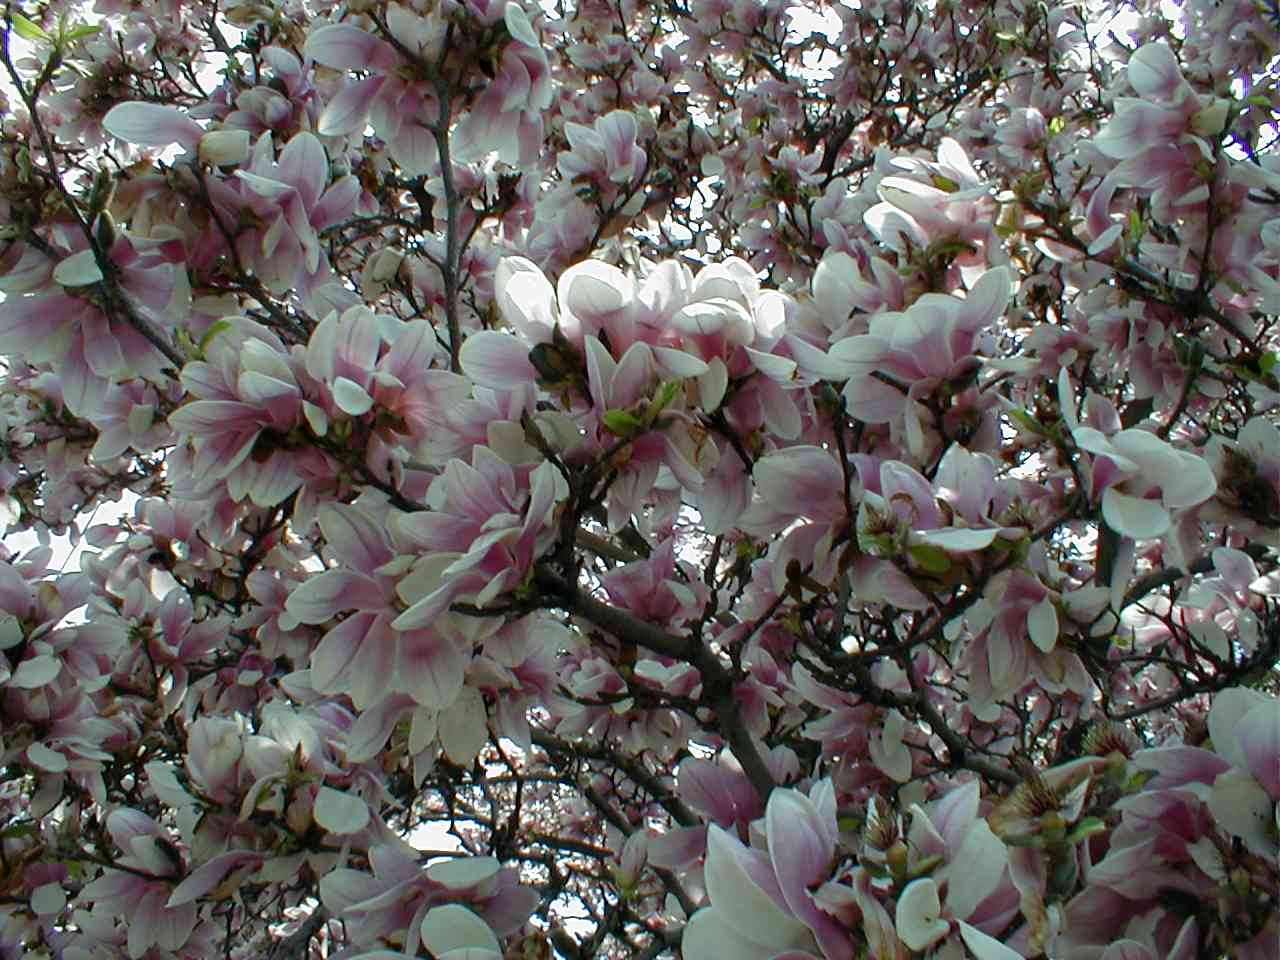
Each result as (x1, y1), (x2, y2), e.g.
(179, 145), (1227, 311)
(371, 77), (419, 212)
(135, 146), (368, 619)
(0, 0), (1278, 958)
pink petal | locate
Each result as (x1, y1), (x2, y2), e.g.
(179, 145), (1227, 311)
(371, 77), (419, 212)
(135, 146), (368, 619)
(167, 851), (265, 906)
(1236, 700), (1280, 800)
(319, 503), (394, 572)
(460, 330), (538, 389)
(767, 791), (853, 959)
(305, 24), (400, 72)
(345, 693), (416, 762)
(397, 630), (466, 708)
(317, 76), (385, 136)
(286, 570), (384, 624)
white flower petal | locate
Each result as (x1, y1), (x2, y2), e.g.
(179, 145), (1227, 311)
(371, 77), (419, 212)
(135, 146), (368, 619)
(1208, 769), (1277, 859)
(53, 250), (103, 287)
(944, 821), (1006, 920)
(420, 904), (500, 957)
(31, 883), (66, 917)
(895, 878), (949, 951)
(1102, 488), (1170, 540)
(9, 654), (60, 688)
(914, 528), (1000, 552)
(313, 786), (370, 835)
(1028, 596), (1058, 653)
(437, 686), (488, 767)
(958, 920), (1024, 960)
(703, 825), (809, 950)
(27, 742), (68, 773)
(426, 857), (501, 891)
(332, 377), (374, 416)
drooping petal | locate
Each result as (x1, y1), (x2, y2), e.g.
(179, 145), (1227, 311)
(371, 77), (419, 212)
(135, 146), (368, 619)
(1102, 488), (1169, 539)
(332, 376), (374, 415)
(682, 906), (787, 960)
(398, 629), (466, 709)
(305, 24), (401, 72)
(426, 857), (501, 891)
(1208, 769), (1277, 858)
(344, 693), (416, 762)
(943, 820), (1007, 921)
(1208, 687), (1272, 770)
(1236, 699), (1280, 800)
(314, 786), (371, 835)
(318, 76), (385, 136)
(286, 570), (383, 624)
(103, 103), (203, 149)
(1027, 596), (1059, 653)
(437, 686), (488, 766)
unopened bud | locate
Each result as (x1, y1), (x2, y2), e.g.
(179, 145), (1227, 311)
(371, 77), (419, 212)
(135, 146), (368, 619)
(887, 840), (909, 876)
(1190, 97), (1230, 138)
(199, 129), (251, 167)
(360, 247), (404, 295)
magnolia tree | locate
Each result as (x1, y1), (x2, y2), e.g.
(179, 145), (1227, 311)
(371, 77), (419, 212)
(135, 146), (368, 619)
(1, 0), (1279, 957)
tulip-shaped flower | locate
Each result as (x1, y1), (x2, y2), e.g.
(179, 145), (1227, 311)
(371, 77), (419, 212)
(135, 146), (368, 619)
(682, 780), (853, 960)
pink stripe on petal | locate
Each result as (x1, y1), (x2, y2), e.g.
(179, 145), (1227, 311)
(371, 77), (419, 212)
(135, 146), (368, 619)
(305, 24), (401, 73)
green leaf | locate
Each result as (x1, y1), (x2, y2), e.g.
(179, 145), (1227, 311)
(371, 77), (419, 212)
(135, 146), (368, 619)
(602, 410), (644, 436)
(198, 319), (233, 353)
(645, 379), (681, 423)
(10, 12), (50, 42)
(906, 853), (945, 879)
(908, 543), (951, 575)
(1127, 209), (1145, 245)
(1001, 833), (1043, 848)
(1067, 816), (1107, 845)
(1008, 408), (1045, 435)
(62, 23), (101, 41)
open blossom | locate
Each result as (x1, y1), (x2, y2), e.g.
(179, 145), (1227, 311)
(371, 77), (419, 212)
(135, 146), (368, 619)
(284, 500), (469, 710)
(1085, 42), (1232, 252)
(452, 4), (554, 166)
(78, 809), (197, 958)
(320, 841), (536, 957)
(558, 109), (645, 185)
(231, 131), (360, 300)
(863, 137), (1003, 276)
(825, 265), (1013, 424)
(308, 9), (442, 175)
(168, 320), (315, 507)
(0, 228), (187, 415)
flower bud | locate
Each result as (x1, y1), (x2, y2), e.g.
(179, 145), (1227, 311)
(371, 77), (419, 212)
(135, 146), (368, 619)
(1190, 97), (1230, 138)
(198, 129), (251, 167)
